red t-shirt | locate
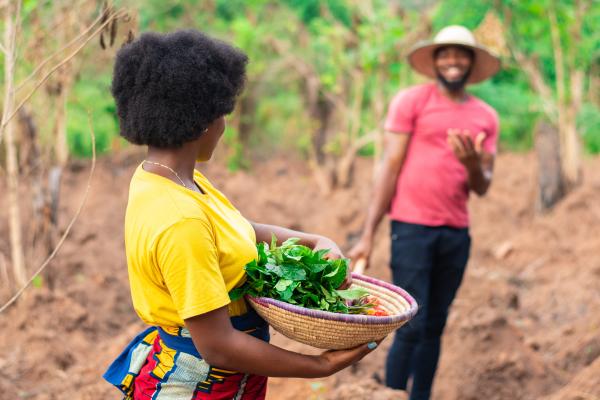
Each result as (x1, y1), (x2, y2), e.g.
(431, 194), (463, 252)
(384, 83), (499, 228)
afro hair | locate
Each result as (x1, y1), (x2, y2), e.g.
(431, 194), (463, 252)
(111, 30), (248, 148)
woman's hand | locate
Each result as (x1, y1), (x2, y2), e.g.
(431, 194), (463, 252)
(316, 340), (382, 376)
(313, 236), (343, 260)
(313, 236), (352, 289)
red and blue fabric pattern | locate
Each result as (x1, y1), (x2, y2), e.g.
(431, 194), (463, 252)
(104, 310), (269, 400)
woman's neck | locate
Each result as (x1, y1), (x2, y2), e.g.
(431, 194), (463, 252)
(145, 147), (198, 188)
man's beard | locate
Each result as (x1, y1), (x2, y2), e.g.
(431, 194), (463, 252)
(436, 70), (471, 92)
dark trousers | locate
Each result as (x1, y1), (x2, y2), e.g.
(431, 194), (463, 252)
(385, 221), (471, 400)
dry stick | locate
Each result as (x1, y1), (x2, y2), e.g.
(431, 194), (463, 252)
(14, 10), (105, 92)
(0, 8), (127, 135)
(0, 252), (10, 294)
(0, 112), (96, 314)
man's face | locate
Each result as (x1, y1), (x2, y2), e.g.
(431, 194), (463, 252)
(434, 45), (473, 87)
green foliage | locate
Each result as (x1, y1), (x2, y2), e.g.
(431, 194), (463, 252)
(32, 275), (43, 288)
(469, 77), (539, 151)
(283, 0), (352, 27)
(12, 0), (596, 162)
(578, 104), (600, 154)
(222, 125), (250, 171)
(67, 73), (118, 157)
(432, 0), (490, 30)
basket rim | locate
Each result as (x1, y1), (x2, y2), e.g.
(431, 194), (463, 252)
(247, 273), (418, 325)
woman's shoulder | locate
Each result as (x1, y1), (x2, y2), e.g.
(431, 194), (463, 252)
(127, 168), (211, 229)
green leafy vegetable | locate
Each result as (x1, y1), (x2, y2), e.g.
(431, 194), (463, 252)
(230, 236), (374, 314)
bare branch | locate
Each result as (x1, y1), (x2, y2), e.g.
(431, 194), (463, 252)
(513, 51), (558, 122)
(350, 131), (378, 152)
(0, 112), (97, 314)
(548, 3), (565, 109)
(0, 8), (127, 136)
(15, 10), (105, 92)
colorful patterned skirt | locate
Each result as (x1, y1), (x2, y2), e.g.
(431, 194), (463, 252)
(103, 309), (270, 399)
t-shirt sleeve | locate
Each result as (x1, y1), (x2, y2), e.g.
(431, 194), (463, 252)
(155, 217), (230, 320)
(483, 108), (500, 154)
(383, 88), (419, 134)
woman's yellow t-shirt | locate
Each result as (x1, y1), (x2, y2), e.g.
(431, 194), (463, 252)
(124, 164), (256, 332)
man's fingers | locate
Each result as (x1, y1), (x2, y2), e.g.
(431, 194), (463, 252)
(475, 132), (486, 153)
(461, 134), (475, 154)
(448, 134), (465, 156)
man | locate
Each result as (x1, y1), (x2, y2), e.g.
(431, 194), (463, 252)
(349, 25), (501, 400)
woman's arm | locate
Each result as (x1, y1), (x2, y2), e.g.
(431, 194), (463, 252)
(185, 306), (377, 378)
(249, 222), (339, 255)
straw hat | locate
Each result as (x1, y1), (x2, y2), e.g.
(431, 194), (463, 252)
(408, 25), (500, 84)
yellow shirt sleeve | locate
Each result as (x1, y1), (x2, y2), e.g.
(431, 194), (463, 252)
(155, 217), (231, 320)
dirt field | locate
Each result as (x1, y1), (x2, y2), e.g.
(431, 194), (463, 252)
(0, 151), (599, 400)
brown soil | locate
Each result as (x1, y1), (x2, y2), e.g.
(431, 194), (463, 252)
(0, 151), (599, 400)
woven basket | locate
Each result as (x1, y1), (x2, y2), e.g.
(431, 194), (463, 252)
(246, 273), (418, 350)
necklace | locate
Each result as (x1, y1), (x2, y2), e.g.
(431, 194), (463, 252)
(143, 160), (190, 189)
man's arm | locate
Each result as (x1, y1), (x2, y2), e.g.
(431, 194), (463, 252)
(466, 152), (494, 196)
(447, 130), (495, 196)
(348, 132), (411, 269)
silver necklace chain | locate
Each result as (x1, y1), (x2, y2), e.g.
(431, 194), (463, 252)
(143, 160), (190, 189)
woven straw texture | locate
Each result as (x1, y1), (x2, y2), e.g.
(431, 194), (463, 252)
(247, 273), (418, 350)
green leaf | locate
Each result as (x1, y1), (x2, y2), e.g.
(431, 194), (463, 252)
(32, 275), (43, 288)
(306, 262), (329, 273)
(280, 281), (299, 301)
(301, 292), (320, 305)
(275, 278), (293, 292)
(335, 287), (370, 300)
(279, 264), (307, 281)
(250, 280), (265, 293)
(270, 233), (278, 251)
(265, 263), (284, 276)
(314, 249), (330, 259)
(229, 287), (246, 301)
(326, 259), (348, 289)
(257, 242), (268, 265)
(281, 237), (300, 247)
(323, 266), (339, 278)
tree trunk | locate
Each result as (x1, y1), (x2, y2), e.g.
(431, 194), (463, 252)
(560, 69), (584, 188)
(53, 2), (73, 167)
(2, 0), (26, 288)
(17, 108), (39, 176)
(535, 121), (564, 212)
(54, 76), (70, 166)
(560, 120), (581, 189)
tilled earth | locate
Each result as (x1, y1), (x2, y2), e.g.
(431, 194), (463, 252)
(0, 151), (598, 400)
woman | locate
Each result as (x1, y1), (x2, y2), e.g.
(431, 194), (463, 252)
(103, 30), (378, 399)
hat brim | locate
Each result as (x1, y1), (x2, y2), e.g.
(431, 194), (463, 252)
(407, 41), (501, 84)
